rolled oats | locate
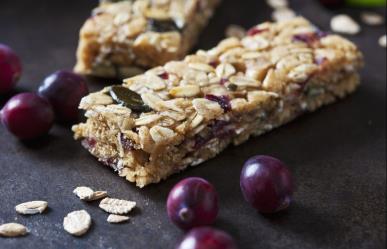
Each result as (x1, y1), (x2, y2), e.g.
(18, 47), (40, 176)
(15, 201), (48, 215)
(63, 210), (91, 236)
(379, 35), (386, 48)
(169, 85), (201, 97)
(73, 17), (363, 188)
(266, 0), (288, 9)
(225, 25), (246, 39)
(99, 197), (136, 215)
(73, 186), (108, 201)
(0, 223), (27, 237)
(361, 12), (384, 26)
(331, 14), (360, 35)
(75, 0), (221, 78)
(107, 214), (130, 223)
(272, 8), (296, 22)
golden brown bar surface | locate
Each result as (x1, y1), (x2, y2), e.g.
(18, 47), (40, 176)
(73, 17), (363, 187)
(74, 0), (221, 78)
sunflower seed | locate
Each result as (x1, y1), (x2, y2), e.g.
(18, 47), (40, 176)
(0, 223), (27, 237)
(15, 201), (48, 215)
(99, 197), (136, 215)
(107, 214), (130, 223)
(63, 210), (91, 236)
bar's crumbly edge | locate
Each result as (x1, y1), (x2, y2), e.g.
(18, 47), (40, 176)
(72, 17), (363, 188)
(74, 0), (221, 78)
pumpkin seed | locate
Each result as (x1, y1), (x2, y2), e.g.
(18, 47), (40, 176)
(148, 18), (181, 33)
(109, 86), (152, 113)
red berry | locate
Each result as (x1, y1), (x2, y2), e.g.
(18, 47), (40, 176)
(1, 93), (54, 139)
(0, 44), (22, 94)
(176, 227), (238, 249)
(240, 155), (294, 213)
(167, 177), (218, 230)
(38, 70), (88, 123)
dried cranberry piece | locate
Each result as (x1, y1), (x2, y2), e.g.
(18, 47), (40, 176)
(211, 120), (235, 139)
(158, 72), (169, 80)
(100, 157), (117, 169)
(192, 120), (235, 150)
(315, 57), (328, 66)
(293, 31), (328, 46)
(205, 94), (232, 112)
(247, 27), (268, 36)
(209, 61), (219, 68)
(81, 138), (96, 150)
(120, 133), (135, 152)
(220, 78), (228, 85)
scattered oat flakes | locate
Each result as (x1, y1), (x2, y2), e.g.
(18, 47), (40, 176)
(330, 14), (360, 35)
(225, 25), (246, 39)
(63, 210), (91, 236)
(361, 12), (384, 26)
(99, 197), (136, 215)
(266, 0), (288, 9)
(107, 214), (130, 223)
(0, 223), (27, 237)
(272, 8), (296, 22)
(15, 201), (48, 215)
(73, 186), (108, 201)
(379, 35), (386, 48)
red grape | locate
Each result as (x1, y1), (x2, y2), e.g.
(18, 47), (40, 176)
(176, 227), (238, 249)
(38, 70), (88, 123)
(240, 155), (293, 213)
(0, 44), (22, 94)
(167, 177), (218, 230)
(1, 93), (54, 139)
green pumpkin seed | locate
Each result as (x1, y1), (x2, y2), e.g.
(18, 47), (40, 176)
(109, 86), (152, 113)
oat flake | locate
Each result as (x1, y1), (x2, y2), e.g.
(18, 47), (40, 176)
(0, 223), (27, 237)
(331, 14), (360, 35)
(15, 200), (48, 215)
(107, 214), (130, 223)
(63, 210), (91, 236)
(99, 197), (136, 215)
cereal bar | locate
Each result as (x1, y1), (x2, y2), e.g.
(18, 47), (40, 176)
(73, 17), (363, 187)
(74, 0), (221, 78)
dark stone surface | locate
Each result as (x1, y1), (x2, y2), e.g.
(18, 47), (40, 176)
(0, 0), (385, 248)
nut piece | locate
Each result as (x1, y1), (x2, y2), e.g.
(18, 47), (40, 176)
(0, 223), (28, 237)
(99, 197), (136, 215)
(107, 214), (130, 223)
(361, 12), (384, 26)
(63, 210), (91, 236)
(73, 186), (108, 201)
(15, 201), (48, 215)
(331, 14), (360, 35)
(379, 35), (386, 48)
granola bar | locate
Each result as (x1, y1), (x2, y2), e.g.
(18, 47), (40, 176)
(73, 17), (363, 187)
(74, 0), (221, 78)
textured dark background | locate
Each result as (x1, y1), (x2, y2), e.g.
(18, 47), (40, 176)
(0, 0), (386, 248)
